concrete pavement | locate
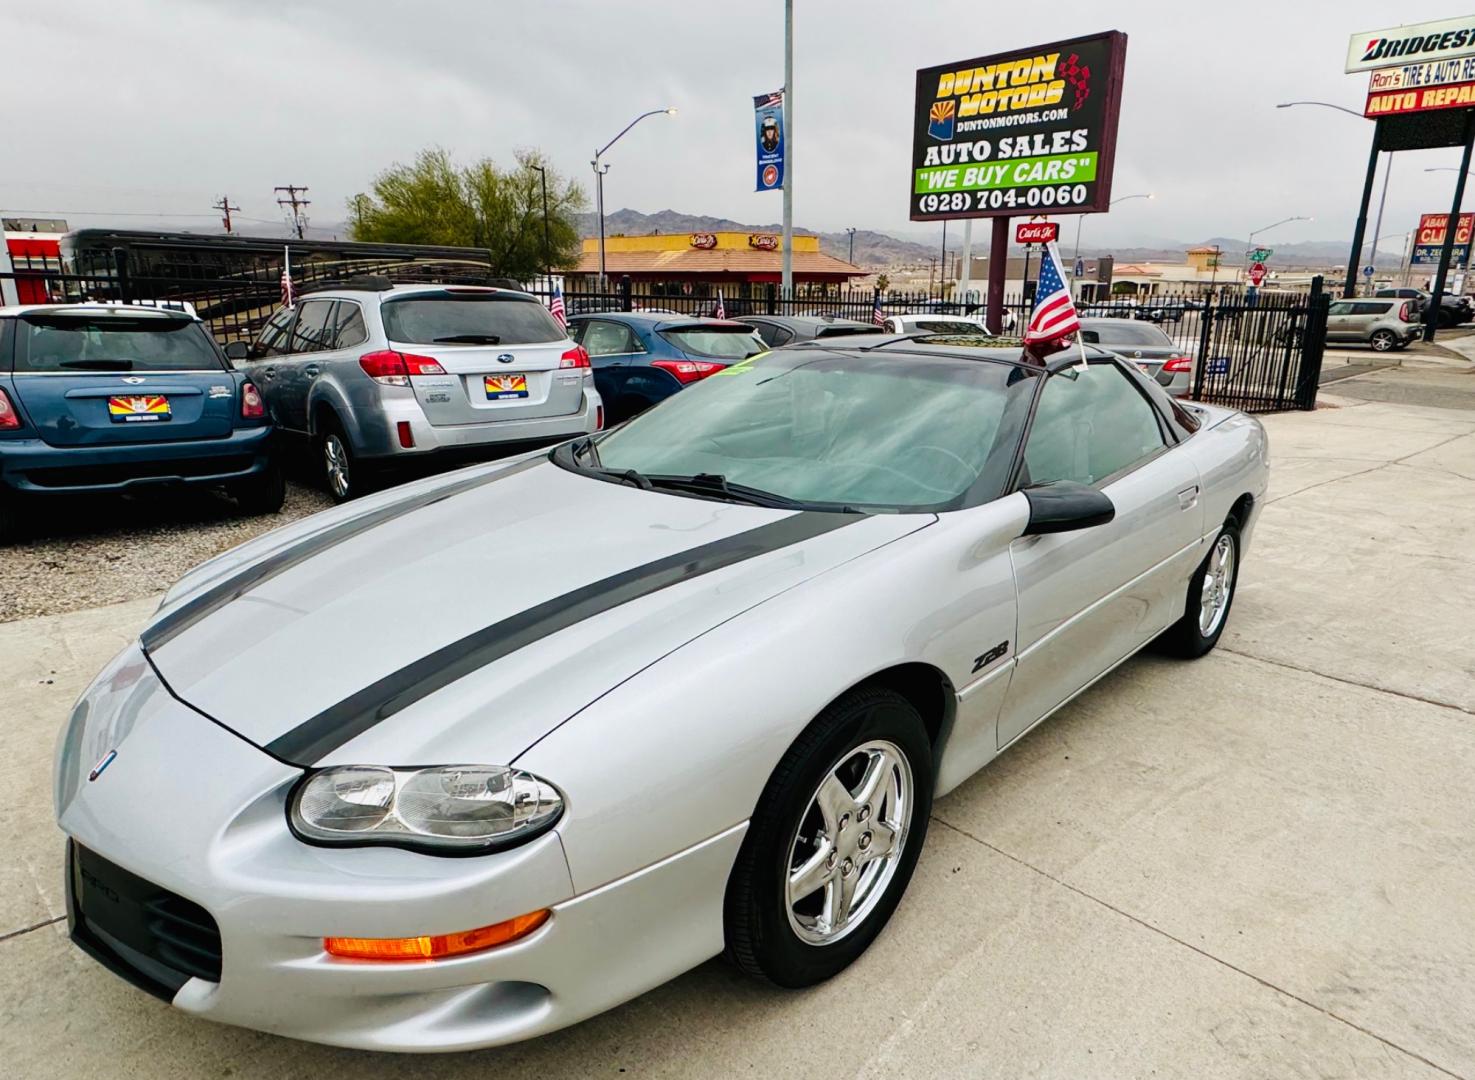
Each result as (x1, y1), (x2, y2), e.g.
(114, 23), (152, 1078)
(3, 368), (1473, 1078)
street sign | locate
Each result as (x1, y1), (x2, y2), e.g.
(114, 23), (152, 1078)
(1362, 265), (1376, 278)
(1248, 262), (1268, 286)
(1248, 247), (1273, 263)
(1074, 257), (1086, 277)
(1015, 221), (1060, 244)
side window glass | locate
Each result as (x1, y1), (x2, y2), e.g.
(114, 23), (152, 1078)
(1024, 363), (1166, 487)
(769, 326), (794, 346)
(1328, 302), (1353, 317)
(583, 320), (637, 356)
(288, 301), (335, 354)
(251, 307), (296, 358)
(331, 302), (368, 350)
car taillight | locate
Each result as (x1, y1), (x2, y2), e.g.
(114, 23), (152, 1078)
(595, 404), (605, 430)
(1162, 355), (1193, 373)
(652, 359), (725, 384)
(560, 345), (591, 369)
(0, 387), (20, 430)
(240, 381), (266, 419)
(1399, 302), (1410, 322)
(358, 350), (445, 386)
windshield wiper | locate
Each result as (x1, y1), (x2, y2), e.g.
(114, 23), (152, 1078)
(645, 472), (821, 510)
(432, 333), (502, 344)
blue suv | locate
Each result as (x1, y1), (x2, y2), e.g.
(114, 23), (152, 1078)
(0, 304), (282, 540)
(567, 312), (765, 423)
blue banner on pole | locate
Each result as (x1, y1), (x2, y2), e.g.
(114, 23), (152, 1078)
(754, 90), (785, 192)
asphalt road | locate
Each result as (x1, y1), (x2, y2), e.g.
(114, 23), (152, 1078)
(2, 362), (1473, 1078)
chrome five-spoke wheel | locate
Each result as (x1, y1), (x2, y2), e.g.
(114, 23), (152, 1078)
(323, 432), (352, 500)
(785, 739), (913, 945)
(1198, 532), (1235, 637)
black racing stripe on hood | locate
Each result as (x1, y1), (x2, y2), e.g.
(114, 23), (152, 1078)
(266, 510), (862, 765)
(141, 456), (544, 652)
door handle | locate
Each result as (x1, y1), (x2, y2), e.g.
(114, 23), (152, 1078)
(303, 364), (320, 377)
(1178, 485), (1199, 510)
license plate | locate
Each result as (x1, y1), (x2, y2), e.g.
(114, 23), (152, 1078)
(1206, 357), (1230, 375)
(107, 395), (171, 422)
(484, 374), (529, 400)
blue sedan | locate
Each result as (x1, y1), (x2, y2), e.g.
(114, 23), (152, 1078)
(568, 312), (766, 423)
(0, 304), (282, 540)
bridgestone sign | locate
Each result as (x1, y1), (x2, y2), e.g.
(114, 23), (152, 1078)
(909, 31), (1127, 221)
(1346, 15), (1475, 74)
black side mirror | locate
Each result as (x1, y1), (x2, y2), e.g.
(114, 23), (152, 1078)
(223, 341), (250, 361)
(1022, 481), (1116, 535)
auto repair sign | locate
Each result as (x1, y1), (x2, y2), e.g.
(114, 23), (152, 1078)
(910, 31), (1127, 221)
(1412, 212), (1474, 266)
(1347, 16), (1475, 74)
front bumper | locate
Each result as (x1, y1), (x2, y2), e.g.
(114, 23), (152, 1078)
(56, 644), (740, 1052)
(0, 426), (272, 495)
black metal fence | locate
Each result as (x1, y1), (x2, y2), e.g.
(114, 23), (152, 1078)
(1, 263), (1330, 413)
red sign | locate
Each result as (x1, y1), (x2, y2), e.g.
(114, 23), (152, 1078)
(689, 233), (717, 249)
(747, 234), (779, 251)
(1015, 221), (1060, 245)
(1247, 262), (1267, 286)
(1366, 79), (1475, 118)
(1417, 212), (1475, 248)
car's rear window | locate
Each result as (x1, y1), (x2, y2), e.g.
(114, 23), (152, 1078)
(659, 325), (766, 359)
(13, 312), (224, 373)
(382, 292), (565, 345)
(1080, 323), (1174, 347)
(816, 325), (880, 338)
(914, 320), (982, 334)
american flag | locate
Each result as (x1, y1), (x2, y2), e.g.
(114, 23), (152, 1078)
(756, 90), (784, 108)
(872, 292), (885, 326)
(280, 247), (295, 310)
(549, 281), (567, 329)
(714, 289), (726, 319)
(1023, 241), (1080, 358)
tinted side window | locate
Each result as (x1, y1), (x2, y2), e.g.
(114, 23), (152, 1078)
(1350, 302), (1391, 316)
(331, 301), (368, 350)
(288, 301), (335, 354)
(1024, 363), (1166, 486)
(582, 320), (641, 356)
(252, 307), (297, 358)
(1328, 302), (1354, 316)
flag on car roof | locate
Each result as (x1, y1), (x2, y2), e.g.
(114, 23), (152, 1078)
(280, 247), (295, 310)
(872, 291), (885, 327)
(714, 290), (726, 319)
(1023, 241), (1080, 361)
(548, 281), (567, 329)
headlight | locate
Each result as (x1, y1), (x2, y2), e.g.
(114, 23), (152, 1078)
(289, 765), (563, 855)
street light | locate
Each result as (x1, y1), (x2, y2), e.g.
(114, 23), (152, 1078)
(1277, 101), (1386, 293)
(592, 107), (677, 287)
(846, 226), (857, 264)
(1242, 215), (1313, 284)
(1425, 167), (1475, 174)
(1072, 192), (1153, 265)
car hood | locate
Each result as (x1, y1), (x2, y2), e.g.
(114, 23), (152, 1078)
(144, 456), (930, 768)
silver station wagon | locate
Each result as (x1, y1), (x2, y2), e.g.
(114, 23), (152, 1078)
(240, 281), (602, 500)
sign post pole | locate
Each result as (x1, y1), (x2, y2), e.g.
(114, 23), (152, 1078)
(1425, 114), (1475, 342)
(1345, 128), (1380, 297)
(781, 0), (793, 298)
(987, 217), (1010, 334)
(958, 219), (974, 308)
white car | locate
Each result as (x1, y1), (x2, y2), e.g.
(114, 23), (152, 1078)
(883, 311), (1016, 335)
(56, 337), (1266, 1051)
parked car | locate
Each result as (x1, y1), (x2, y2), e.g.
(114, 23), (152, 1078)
(56, 336), (1266, 1051)
(567, 312), (766, 423)
(1077, 318), (1197, 397)
(883, 311), (1017, 335)
(735, 313), (878, 347)
(1373, 287), (1471, 327)
(0, 303), (280, 540)
(1324, 297), (1421, 351)
(240, 282), (602, 502)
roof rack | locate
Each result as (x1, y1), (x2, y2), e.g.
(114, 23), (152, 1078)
(303, 274), (396, 293)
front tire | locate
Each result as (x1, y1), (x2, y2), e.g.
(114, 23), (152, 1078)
(1159, 520), (1241, 658)
(725, 687), (933, 988)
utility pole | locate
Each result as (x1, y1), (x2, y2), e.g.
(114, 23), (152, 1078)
(781, 0), (794, 297)
(275, 185), (310, 239)
(530, 164), (552, 279)
(212, 195), (240, 234)
(846, 226), (856, 264)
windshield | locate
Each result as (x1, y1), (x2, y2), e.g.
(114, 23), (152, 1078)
(581, 349), (1038, 511)
(382, 293), (564, 345)
(15, 313), (224, 373)
(659, 326), (766, 359)
(1080, 323), (1174, 347)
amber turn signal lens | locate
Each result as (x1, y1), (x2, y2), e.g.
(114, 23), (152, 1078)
(324, 909), (550, 961)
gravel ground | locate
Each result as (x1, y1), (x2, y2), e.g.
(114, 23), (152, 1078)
(0, 480), (333, 623)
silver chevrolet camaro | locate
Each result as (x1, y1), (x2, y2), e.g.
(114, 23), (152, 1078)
(54, 336), (1267, 1052)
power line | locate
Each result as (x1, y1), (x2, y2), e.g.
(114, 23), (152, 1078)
(212, 194), (240, 234)
(274, 185), (310, 239)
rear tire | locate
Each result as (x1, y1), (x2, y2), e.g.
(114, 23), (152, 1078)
(1159, 520), (1241, 659)
(724, 687), (933, 988)
(231, 462), (285, 516)
(317, 418), (368, 503)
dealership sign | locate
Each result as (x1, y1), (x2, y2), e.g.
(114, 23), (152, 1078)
(1367, 57), (1475, 117)
(1346, 16), (1475, 74)
(1411, 212), (1474, 266)
(1015, 221), (1059, 244)
(909, 31), (1127, 221)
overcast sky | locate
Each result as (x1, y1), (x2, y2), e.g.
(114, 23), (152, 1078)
(3, 0), (1470, 255)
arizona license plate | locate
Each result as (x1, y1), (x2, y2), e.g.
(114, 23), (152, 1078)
(107, 395), (171, 422)
(484, 374), (529, 400)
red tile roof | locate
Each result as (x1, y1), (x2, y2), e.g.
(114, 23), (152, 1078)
(573, 248), (863, 277)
